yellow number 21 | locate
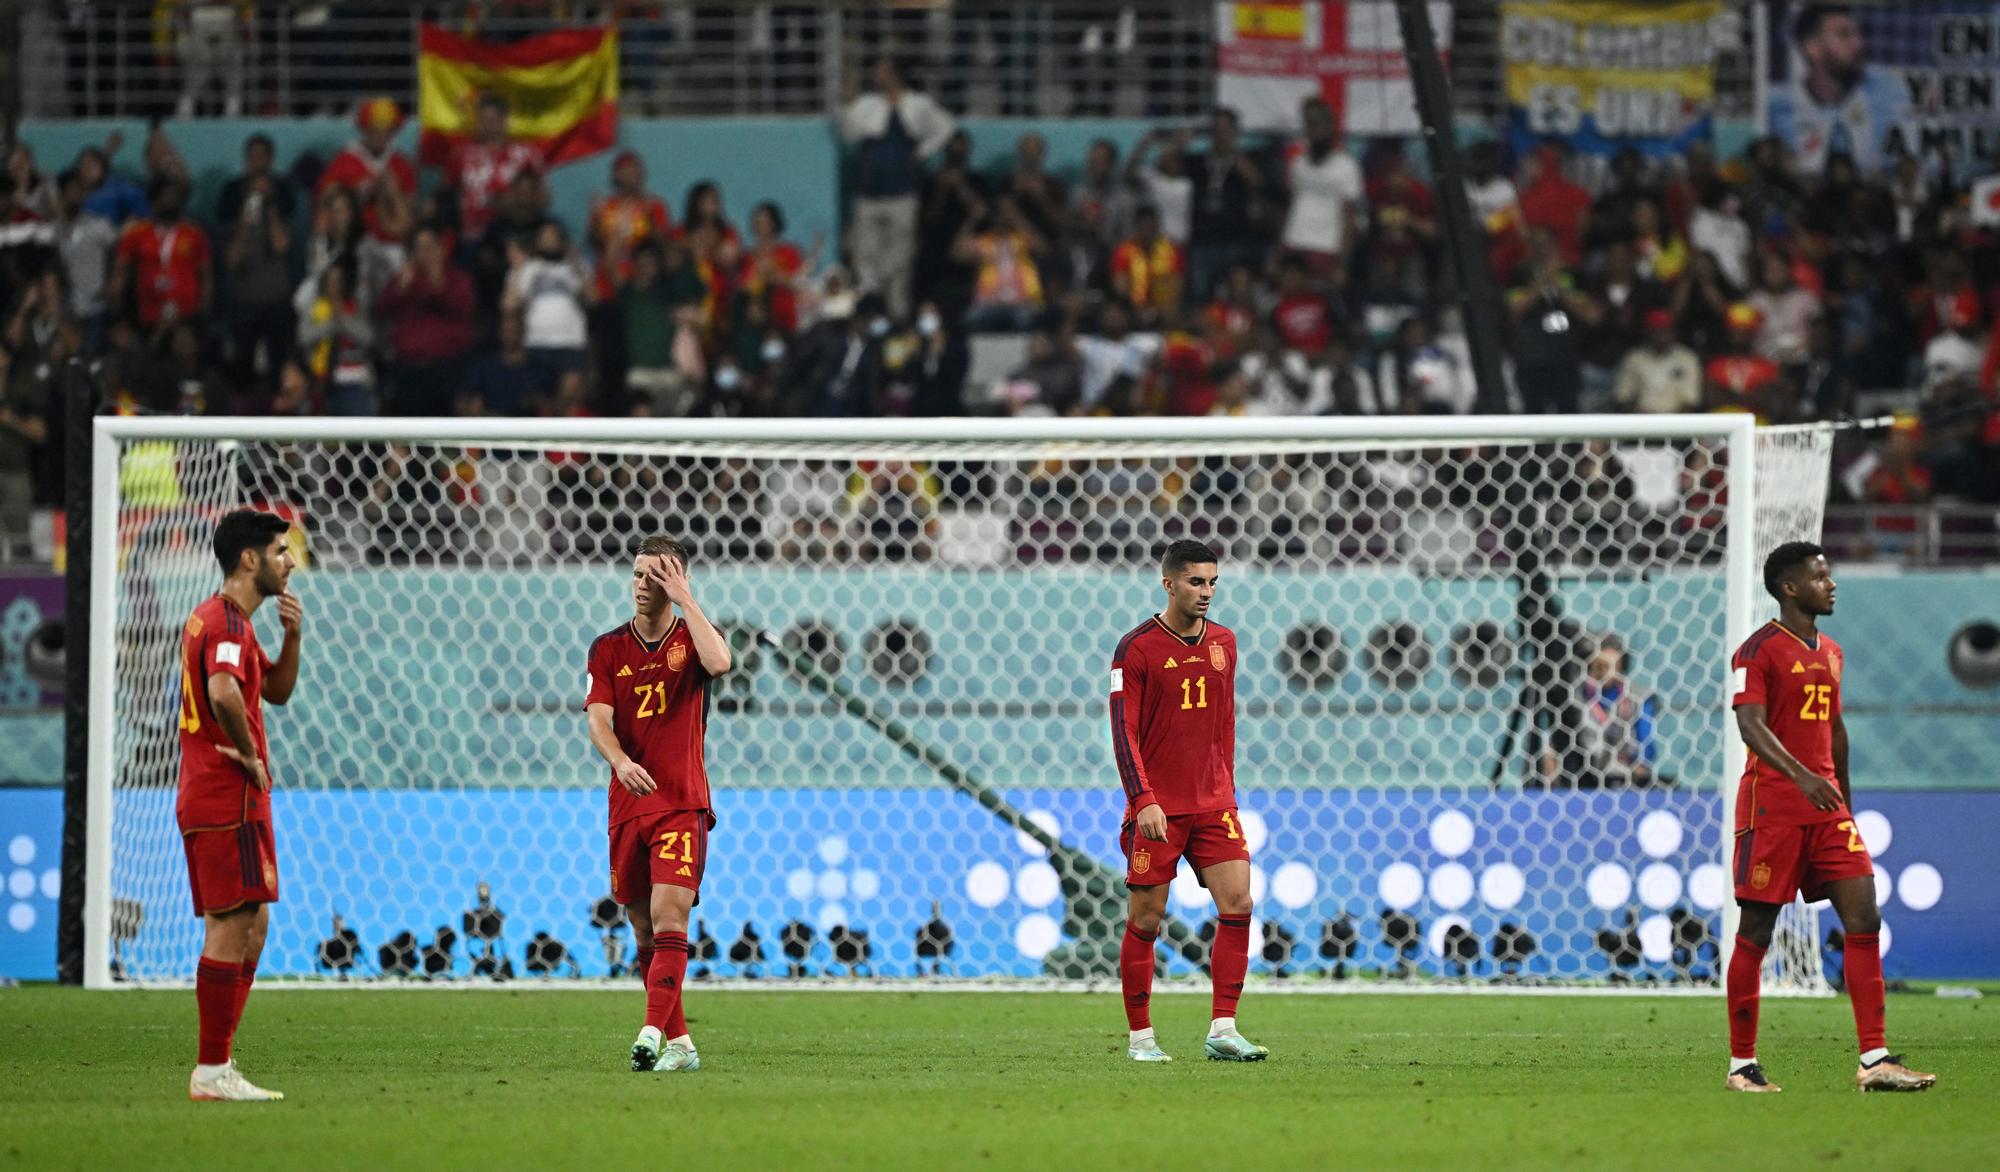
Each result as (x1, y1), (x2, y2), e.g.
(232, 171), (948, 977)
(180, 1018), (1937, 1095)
(634, 681), (669, 718)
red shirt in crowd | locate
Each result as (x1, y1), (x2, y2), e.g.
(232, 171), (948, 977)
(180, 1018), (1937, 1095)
(117, 217), (210, 326)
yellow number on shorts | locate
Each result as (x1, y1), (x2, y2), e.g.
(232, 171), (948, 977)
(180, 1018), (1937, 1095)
(1220, 811), (1240, 841)
(1837, 819), (1864, 853)
(634, 681), (669, 718)
(656, 830), (694, 863)
(1179, 676), (1208, 710)
(1797, 684), (1832, 722)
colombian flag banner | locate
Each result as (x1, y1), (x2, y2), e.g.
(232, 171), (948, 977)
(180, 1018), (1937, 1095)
(417, 24), (619, 168)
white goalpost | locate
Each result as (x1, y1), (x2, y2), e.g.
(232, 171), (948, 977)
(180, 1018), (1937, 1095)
(82, 413), (1834, 993)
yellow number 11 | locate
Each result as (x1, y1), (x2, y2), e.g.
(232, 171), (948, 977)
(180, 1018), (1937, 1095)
(1179, 676), (1207, 710)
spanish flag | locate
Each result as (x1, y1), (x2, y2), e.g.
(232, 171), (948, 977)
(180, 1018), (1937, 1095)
(417, 24), (619, 168)
(1233, 2), (1307, 41)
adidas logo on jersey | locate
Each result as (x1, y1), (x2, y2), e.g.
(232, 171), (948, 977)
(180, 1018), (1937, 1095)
(1791, 662), (1805, 674)
(1164, 657), (1178, 669)
(617, 665), (634, 677)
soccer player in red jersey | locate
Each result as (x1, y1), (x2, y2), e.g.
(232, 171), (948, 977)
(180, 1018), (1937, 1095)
(1725, 542), (1935, 1093)
(178, 509), (302, 1102)
(586, 535), (732, 1073)
(1110, 540), (1267, 1063)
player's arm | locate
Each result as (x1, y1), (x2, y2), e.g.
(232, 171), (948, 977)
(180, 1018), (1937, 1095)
(1109, 651), (1166, 841)
(1831, 710), (1850, 807)
(206, 673), (270, 792)
(587, 701), (656, 796)
(260, 591), (303, 705)
(1734, 704), (1842, 812)
(653, 559), (731, 676)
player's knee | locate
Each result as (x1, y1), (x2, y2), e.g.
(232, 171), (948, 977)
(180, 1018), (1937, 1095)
(1738, 924), (1774, 950)
(1127, 905), (1163, 935)
(1842, 903), (1882, 936)
(1213, 892), (1252, 918)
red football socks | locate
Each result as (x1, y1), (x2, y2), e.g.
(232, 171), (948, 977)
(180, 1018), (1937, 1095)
(646, 932), (689, 1033)
(195, 958), (241, 1066)
(1212, 915), (1251, 1021)
(1120, 924), (1158, 1030)
(634, 943), (654, 990)
(1844, 933), (1887, 1054)
(1727, 934), (1767, 1057)
(230, 957), (257, 1046)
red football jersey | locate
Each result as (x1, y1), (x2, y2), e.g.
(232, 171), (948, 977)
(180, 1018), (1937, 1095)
(1730, 619), (1846, 831)
(1109, 616), (1238, 818)
(176, 594), (274, 832)
(585, 619), (717, 829)
(116, 218), (209, 327)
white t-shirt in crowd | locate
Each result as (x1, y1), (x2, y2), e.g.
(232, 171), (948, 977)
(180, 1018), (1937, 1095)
(511, 257), (588, 350)
(1464, 176), (1518, 227)
(1283, 144), (1364, 255)
(1140, 167), (1193, 245)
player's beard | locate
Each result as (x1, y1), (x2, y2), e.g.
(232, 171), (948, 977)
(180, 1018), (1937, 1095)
(253, 556), (286, 598)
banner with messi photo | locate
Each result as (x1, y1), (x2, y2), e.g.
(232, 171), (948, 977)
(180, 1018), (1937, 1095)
(1763, 2), (2000, 175)
(1501, 0), (1730, 160)
(1215, 2), (1454, 135)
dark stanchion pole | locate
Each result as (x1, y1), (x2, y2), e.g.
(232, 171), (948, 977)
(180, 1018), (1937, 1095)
(57, 359), (95, 984)
(1392, 0), (1509, 413)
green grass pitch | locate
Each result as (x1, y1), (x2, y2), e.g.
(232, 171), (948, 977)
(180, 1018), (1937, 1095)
(3, 986), (1994, 1169)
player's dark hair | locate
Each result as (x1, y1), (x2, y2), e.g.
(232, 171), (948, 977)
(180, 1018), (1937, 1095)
(213, 509), (290, 576)
(1762, 540), (1825, 603)
(636, 534), (692, 566)
(1161, 539), (1219, 578)
(1792, 4), (1852, 45)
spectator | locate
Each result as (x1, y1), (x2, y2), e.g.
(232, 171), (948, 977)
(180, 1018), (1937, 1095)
(589, 150), (673, 276)
(1282, 96), (1364, 286)
(993, 133), (1067, 243)
(786, 292), (890, 416)
(503, 221), (593, 377)
(471, 170), (555, 327)
(216, 133), (297, 228)
(171, 0), (248, 118)
(109, 176), (211, 331)
(74, 142), (147, 226)
(1747, 250), (1818, 366)
(617, 243), (699, 416)
(1204, 262), (1263, 347)
(445, 92), (545, 239)
(680, 181), (741, 250)
(146, 322), (226, 415)
(1587, 146), (1659, 249)
(1704, 303), (1788, 420)
(8, 146), (59, 222)
(1507, 227), (1599, 413)
(737, 201), (807, 336)
(904, 301), (969, 416)
(1377, 315), (1472, 415)
(1110, 205), (1183, 326)
(376, 225), (477, 416)
(1661, 140), (1717, 233)
(956, 196), (1046, 333)
(50, 168), (117, 344)
(1519, 142), (1591, 266)
(1576, 637), (1660, 786)
(840, 55), (955, 318)
(1689, 180), (1752, 290)
(1269, 255), (1336, 358)
(1796, 314), (1856, 420)
(1614, 309), (1702, 414)
(0, 335), (49, 556)
(916, 131), (984, 318)
(1363, 140), (1438, 302)
(318, 98), (419, 247)
(1671, 248), (1739, 358)
(1628, 198), (1687, 283)
(1042, 213), (1113, 308)
(1185, 108), (1267, 304)
(1068, 138), (1133, 245)
(296, 183), (394, 314)
(462, 313), (548, 417)
(221, 147), (296, 400)
(1462, 139), (1519, 228)
(1124, 127), (1194, 248)
(1856, 417), (1933, 507)
(297, 257), (375, 415)
(268, 357), (315, 416)
(1922, 289), (1985, 392)
(1581, 240), (1667, 402)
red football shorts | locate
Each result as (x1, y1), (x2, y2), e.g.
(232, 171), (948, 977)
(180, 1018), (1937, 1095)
(609, 809), (710, 906)
(1733, 818), (1875, 905)
(183, 820), (279, 917)
(1121, 807), (1251, 888)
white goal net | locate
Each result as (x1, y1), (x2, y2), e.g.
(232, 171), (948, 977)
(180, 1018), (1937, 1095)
(84, 415), (1833, 992)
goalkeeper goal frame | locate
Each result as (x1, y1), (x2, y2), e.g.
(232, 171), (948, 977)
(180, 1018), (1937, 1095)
(81, 412), (1796, 992)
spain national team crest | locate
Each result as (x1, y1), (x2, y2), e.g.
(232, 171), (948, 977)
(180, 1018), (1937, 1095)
(1209, 643), (1226, 671)
(1829, 651), (1842, 683)
(667, 643), (688, 672)
(1750, 863), (1771, 890)
(1132, 847), (1151, 876)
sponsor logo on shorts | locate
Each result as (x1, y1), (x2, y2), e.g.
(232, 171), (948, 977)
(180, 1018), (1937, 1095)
(667, 644), (688, 672)
(1132, 847), (1151, 875)
(1751, 863), (1771, 889)
(1209, 643), (1227, 670)
(676, 865), (692, 877)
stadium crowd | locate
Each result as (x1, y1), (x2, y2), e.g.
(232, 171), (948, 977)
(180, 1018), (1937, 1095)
(3, 57), (2000, 559)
